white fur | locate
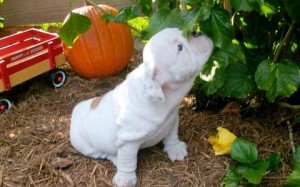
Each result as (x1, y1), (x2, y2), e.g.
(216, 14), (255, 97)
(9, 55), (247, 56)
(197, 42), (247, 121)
(70, 28), (213, 187)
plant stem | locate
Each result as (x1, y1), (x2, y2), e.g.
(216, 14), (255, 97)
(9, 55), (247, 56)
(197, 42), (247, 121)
(273, 21), (296, 62)
(279, 102), (300, 110)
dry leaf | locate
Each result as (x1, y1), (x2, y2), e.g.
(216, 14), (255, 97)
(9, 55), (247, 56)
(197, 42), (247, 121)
(51, 157), (72, 169)
(221, 101), (241, 115)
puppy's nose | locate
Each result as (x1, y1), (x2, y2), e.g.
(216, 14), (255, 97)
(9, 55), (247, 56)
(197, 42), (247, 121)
(191, 31), (203, 37)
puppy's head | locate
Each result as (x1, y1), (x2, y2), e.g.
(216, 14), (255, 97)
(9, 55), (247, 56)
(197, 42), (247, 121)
(143, 28), (213, 87)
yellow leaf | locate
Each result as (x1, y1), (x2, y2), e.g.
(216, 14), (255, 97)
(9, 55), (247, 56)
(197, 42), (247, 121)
(208, 127), (237, 156)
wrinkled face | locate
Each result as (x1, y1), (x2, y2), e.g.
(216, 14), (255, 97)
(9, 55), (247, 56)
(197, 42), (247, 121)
(143, 28), (213, 86)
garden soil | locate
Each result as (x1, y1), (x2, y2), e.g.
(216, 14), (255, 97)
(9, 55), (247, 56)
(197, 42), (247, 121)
(0, 50), (299, 187)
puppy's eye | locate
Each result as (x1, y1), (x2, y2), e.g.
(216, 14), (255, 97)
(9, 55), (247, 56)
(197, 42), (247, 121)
(178, 44), (183, 52)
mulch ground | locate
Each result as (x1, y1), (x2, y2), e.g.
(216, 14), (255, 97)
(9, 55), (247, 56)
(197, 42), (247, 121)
(0, 49), (299, 187)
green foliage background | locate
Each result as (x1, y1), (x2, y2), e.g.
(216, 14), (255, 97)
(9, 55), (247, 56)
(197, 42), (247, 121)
(59, 0), (300, 103)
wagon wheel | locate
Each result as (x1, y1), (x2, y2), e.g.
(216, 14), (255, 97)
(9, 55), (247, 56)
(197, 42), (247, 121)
(0, 97), (12, 112)
(48, 69), (67, 88)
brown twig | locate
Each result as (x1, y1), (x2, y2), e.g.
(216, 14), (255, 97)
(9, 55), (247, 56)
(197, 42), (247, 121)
(287, 121), (296, 154)
(223, 0), (232, 14)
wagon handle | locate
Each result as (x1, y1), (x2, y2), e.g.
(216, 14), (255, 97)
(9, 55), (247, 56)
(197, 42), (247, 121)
(47, 41), (57, 69)
(0, 61), (11, 90)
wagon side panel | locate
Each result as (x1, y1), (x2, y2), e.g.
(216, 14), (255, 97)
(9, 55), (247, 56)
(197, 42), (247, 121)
(8, 53), (65, 87)
(9, 59), (50, 87)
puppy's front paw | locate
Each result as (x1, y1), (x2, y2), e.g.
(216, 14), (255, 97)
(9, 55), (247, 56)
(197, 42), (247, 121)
(164, 141), (188, 161)
(113, 171), (137, 187)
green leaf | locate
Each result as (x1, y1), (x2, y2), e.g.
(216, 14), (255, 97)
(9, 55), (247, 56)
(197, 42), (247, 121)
(181, 6), (211, 37)
(267, 152), (281, 172)
(284, 170), (300, 187)
(243, 160), (269, 184)
(231, 138), (258, 164)
(199, 59), (226, 95)
(199, 41), (246, 96)
(145, 8), (184, 38)
(284, 146), (300, 186)
(292, 146), (300, 170)
(102, 6), (139, 23)
(229, 0), (257, 12)
(0, 17), (3, 28)
(201, 8), (234, 48)
(221, 166), (242, 187)
(260, 0), (280, 17)
(215, 42), (246, 64)
(236, 163), (250, 175)
(255, 59), (300, 102)
(140, 0), (153, 16)
(58, 12), (91, 48)
(283, 0), (300, 21)
(219, 64), (255, 99)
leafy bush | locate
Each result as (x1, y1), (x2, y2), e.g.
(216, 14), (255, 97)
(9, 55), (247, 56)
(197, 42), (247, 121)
(101, 0), (300, 103)
(222, 138), (281, 186)
(284, 146), (300, 186)
(60, 0), (300, 103)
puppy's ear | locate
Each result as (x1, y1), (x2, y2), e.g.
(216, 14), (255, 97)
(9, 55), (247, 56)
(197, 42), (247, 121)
(142, 74), (165, 102)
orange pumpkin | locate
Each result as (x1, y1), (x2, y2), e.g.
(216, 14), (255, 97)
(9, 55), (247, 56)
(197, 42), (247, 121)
(63, 5), (134, 78)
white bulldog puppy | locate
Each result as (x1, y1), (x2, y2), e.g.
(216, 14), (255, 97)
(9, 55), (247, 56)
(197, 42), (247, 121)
(70, 28), (213, 187)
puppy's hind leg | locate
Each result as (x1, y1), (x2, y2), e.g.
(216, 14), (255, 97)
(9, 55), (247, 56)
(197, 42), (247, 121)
(70, 102), (108, 159)
(107, 155), (117, 166)
(71, 125), (112, 160)
(163, 115), (188, 161)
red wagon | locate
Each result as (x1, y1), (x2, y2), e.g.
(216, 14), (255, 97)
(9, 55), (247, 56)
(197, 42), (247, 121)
(0, 28), (67, 111)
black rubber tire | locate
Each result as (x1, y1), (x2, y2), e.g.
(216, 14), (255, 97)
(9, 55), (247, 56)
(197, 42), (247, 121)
(48, 69), (67, 88)
(0, 97), (12, 112)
